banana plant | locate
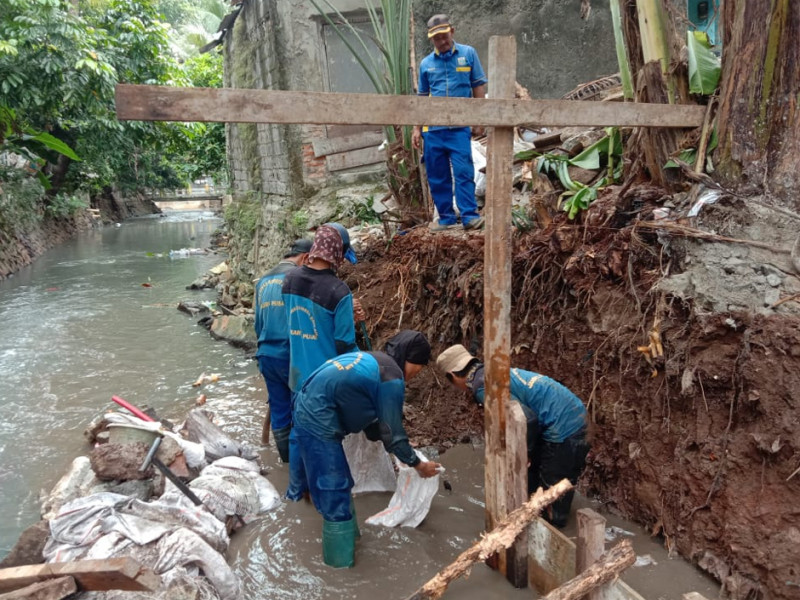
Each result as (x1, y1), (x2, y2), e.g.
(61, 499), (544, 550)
(534, 128), (623, 220)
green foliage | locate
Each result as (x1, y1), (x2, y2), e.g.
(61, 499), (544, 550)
(664, 128), (718, 172)
(536, 128), (623, 219)
(291, 210), (310, 232)
(687, 30), (721, 95)
(0, 165), (45, 234)
(0, 0), (226, 202)
(44, 192), (89, 219)
(342, 196), (381, 224)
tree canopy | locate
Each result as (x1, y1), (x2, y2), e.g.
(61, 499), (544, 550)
(0, 0), (227, 203)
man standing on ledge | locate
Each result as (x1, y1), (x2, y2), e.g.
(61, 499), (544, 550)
(412, 14), (487, 232)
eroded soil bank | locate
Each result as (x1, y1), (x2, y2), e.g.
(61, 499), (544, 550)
(340, 187), (800, 600)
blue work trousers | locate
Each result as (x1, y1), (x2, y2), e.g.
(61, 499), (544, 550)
(286, 425), (354, 522)
(256, 355), (292, 430)
(423, 127), (480, 226)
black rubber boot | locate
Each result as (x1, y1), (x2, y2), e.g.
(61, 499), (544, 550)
(272, 425), (291, 463)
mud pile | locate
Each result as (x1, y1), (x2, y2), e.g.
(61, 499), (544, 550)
(341, 185), (800, 600)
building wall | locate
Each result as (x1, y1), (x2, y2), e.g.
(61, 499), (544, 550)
(223, 0), (618, 277)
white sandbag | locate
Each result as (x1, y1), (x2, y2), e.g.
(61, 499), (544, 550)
(44, 493), (130, 562)
(343, 432), (397, 495)
(201, 457), (281, 514)
(365, 450), (442, 528)
(155, 529), (240, 600)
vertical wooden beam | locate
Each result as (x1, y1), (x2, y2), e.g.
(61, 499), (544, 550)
(483, 34), (517, 580)
(505, 402), (528, 587)
(577, 508), (608, 600)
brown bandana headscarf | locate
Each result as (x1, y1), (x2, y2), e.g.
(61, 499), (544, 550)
(308, 225), (344, 271)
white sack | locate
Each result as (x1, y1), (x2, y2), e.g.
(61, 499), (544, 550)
(365, 450), (442, 528)
(155, 529), (240, 600)
(343, 432), (397, 495)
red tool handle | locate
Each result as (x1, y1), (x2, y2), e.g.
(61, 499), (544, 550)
(111, 395), (155, 422)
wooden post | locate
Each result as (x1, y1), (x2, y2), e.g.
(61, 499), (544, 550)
(482, 34), (516, 580)
(577, 508), (607, 600)
(505, 401), (529, 587)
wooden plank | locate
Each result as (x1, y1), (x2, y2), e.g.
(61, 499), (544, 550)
(0, 559), (160, 593)
(505, 401), (528, 587)
(539, 540), (635, 600)
(0, 577), (76, 600)
(577, 508), (607, 600)
(116, 84), (706, 128)
(528, 517), (577, 594)
(312, 130), (384, 157)
(325, 145), (384, 172)
(483, 34), (516, 581)
(605, 581), (647, 600)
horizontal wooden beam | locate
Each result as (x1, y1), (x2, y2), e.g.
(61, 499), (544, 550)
(116, 84), (705, 128)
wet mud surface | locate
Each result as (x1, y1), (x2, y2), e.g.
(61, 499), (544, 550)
(340, 190), (800, 600)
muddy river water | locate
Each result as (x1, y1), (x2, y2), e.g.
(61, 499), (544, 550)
(0, 212), (719, 599)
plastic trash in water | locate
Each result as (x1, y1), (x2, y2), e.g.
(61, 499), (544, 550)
(634, 554), (658, 567)
(169, 248), (208, 259)
(605, 525), (636, 542)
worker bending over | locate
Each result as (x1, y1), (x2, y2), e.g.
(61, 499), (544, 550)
(286, 330), (440, 568)
(437, 344), (590, 527)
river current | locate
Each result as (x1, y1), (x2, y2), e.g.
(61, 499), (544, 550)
(0, 211), (719, 599)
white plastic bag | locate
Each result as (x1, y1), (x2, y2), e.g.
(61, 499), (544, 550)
(472, 140), (487, 197)
(343, 432), (397, 494)
(365, 450), (442, 528)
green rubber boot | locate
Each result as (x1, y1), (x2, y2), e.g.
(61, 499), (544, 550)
(350, 498), (361, 539)
(322, 519), (356, 568)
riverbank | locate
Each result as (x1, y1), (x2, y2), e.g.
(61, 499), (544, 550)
(0, 191), (160, 280)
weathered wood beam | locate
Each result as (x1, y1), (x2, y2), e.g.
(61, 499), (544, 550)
(115, 84), (705, 128)
(0, 577), (76, 600)
(483, 34), (516, 581)
(540, 540), (636, 600)
(0, 559), (160, 593)
(405, 479), (573, 600)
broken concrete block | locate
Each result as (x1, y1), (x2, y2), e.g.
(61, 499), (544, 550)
(90, 442), (153, 481)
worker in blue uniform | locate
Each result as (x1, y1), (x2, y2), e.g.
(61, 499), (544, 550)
(253, 239), (312, 462)
(412, 14), (487, 232)
(281, 223), (363, 394)
(437, 344), (590, 528)
(286, 330), (441, 568)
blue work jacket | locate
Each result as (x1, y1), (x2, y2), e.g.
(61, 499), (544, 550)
(471, 367), (587, 442)
(418, 42), (487, 132)
(281, 265), (357, 391)
(254, 261), (296, 360)
(292, 351), (420, 467)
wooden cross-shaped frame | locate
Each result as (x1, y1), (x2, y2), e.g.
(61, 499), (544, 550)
(116, 35), (702, 590)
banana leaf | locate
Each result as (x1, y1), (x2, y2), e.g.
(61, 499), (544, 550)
(687, 30), (721, 95)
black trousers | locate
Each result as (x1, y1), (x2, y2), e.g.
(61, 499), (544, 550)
(528, 431), (590, 528)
